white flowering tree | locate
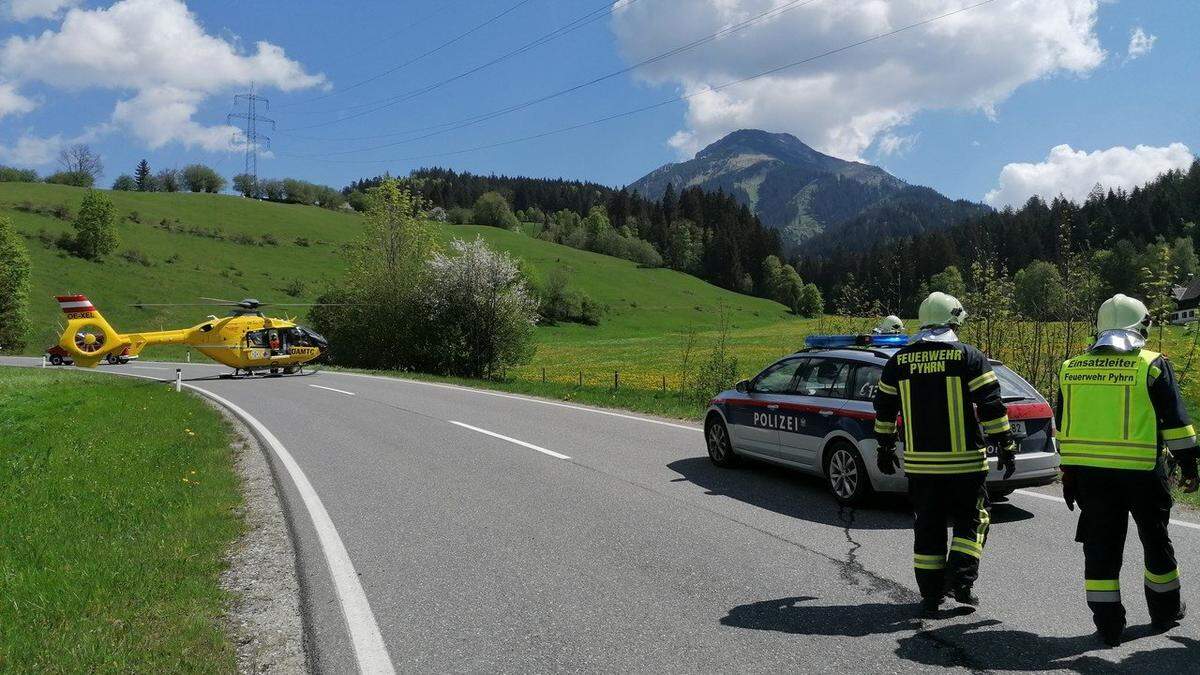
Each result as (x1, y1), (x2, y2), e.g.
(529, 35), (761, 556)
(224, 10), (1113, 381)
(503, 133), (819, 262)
(425, 237), (539, 378)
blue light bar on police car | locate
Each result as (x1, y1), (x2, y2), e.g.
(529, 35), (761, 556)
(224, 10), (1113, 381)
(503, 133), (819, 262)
(804, 334), (910, 349)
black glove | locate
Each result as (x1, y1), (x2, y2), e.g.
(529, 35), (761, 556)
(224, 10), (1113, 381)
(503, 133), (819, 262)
(995, 438), (1017, 480)
(1061, 467), (1077, 511)
(877, 438), (901, 475)
(1179, 449), (1199, 494)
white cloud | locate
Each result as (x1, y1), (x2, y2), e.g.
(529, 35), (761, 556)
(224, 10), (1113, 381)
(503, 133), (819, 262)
(877, 132), (918, 157)
(0, 81), (37, 118)
(2, 0), (81, 21)
(612, 0), (1105, 160)
(0, 132), (64, 165)
(984, 143), (1194, 207)
(0, 0), (324, 151)
(1127, 27), (1156, 60)
(0, 124), (108, 166)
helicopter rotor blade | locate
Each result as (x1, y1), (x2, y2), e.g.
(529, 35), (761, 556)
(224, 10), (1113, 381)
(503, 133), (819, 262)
(130, 303), (238, 307)
(199, 296), (241, 304)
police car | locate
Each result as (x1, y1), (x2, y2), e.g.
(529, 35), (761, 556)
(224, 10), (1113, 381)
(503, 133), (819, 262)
(704, 334), (1060, 505)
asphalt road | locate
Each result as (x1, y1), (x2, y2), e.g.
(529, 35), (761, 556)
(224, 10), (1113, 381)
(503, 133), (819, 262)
(7, 356), (1200, 673)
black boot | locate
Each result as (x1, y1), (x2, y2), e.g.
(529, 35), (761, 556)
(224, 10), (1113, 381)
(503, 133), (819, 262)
(920, 596), (943, 617)
(1152, 600), (1187, 630)
(950, 586), (980, 606)
(1097, 621), (1125, 647)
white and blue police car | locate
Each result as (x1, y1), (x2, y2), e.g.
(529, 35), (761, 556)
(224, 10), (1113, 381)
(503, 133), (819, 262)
(704, 334), (1061, 505)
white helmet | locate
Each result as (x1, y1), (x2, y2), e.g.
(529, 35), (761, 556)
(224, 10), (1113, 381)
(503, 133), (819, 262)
(918, 292), (967, 329)
(873, 315), (904, 335)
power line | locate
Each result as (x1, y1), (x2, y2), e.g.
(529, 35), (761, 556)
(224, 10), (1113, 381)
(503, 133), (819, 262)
(340, 1), (466, 62)
(281, 0), (998, 166)
(283, 0), (644, 119)
(280, 0), (823, 138)
(278, 0), (537, 109)
(227, 87), (275, 182)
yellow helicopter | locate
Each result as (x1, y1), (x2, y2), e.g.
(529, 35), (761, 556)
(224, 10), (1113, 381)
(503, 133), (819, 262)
(55, 294), (331, 376)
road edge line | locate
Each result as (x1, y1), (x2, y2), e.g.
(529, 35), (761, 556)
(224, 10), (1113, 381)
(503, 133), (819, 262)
(185, 385), (396, 673)
(63, 366), (397, 674)
(333, 370), (702, 432)
(1015, 489), (1200, 532)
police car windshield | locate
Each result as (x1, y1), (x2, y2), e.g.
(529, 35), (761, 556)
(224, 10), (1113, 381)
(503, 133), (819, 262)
(993, 364), (1041, 401)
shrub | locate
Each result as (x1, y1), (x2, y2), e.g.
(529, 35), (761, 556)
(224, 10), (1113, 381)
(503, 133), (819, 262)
(128, 211), (141, 223)
(294, 237), (311, 247)
(182, 164), (226, 193)
(72, 191), (119, 260)
(538, 267), (604, 326)
(472, 192), (519, 230)
(51, 204), (72, 221)
(0, 215), (31, 352)
(427, 206), (448, 222)
(282, 279), (307, 298)
(447, 206), (473, 225)
(624, 238), (663, 267)
(0, 165), (37, 182)
(260, 233), (279, 246)
(165, 253), (181, 264)
(424, 237), (538, 378)
(120, 248), (153, 267)
(229, 233), (258, 246)
(45, 170), (94, 187)
(156, 168), (181, 193)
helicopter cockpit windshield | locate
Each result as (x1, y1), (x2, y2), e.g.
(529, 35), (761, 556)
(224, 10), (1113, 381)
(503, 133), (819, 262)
(245, 326), (327, 355)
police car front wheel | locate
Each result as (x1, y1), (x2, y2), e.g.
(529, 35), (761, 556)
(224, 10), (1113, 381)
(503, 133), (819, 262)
(706, 417), (740, 467)
(824, 441), (871, 505)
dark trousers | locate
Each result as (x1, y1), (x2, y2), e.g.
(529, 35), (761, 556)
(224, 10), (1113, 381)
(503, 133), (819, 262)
(909, 473), (990, 600)
(1074, 466), (1181, 631)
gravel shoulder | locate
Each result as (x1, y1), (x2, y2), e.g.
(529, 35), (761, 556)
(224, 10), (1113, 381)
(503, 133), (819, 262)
(216, 404), (307, 674)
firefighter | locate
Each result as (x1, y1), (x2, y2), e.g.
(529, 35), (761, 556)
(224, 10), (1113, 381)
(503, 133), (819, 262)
(1057, 293), (1199, 647)
(874, 315), (905, 335)
(873, 292), (1016, 615)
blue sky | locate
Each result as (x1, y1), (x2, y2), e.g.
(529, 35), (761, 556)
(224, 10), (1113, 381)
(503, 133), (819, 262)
(0, 0), (1196, 205)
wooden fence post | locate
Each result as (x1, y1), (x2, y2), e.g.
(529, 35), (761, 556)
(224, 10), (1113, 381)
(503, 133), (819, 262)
(542, 367), (546, 384)
(578, 370), (583, 387)
(614, 371), (619, 391)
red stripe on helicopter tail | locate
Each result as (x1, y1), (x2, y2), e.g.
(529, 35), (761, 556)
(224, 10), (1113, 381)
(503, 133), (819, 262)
(56, 295), (93, 310)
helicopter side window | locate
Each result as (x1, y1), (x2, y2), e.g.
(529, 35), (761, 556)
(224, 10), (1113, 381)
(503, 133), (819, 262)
(246, 330), (267, 348)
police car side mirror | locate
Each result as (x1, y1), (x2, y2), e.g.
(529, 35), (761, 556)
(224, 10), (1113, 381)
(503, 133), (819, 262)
(735, 379), (750, 393)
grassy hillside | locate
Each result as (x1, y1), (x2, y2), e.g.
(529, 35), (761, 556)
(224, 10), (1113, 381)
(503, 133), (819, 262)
(0, 183), (801, 377)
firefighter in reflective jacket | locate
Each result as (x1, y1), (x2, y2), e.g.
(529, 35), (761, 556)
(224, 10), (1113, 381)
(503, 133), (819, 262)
(1057, 293), (1199, 646)
(873, 292), (1016, 614)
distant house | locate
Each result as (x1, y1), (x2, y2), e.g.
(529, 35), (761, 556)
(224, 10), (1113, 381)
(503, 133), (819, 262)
(1172, 279), (1200, 324)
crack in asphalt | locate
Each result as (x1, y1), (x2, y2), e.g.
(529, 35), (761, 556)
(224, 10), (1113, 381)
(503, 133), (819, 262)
(836, 506), (916, 603)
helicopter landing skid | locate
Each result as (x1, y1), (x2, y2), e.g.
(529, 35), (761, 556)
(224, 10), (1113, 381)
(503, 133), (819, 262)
(219, 366), (305, 379)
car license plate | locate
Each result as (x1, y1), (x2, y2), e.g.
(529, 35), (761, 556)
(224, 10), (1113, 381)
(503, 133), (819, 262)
(1010, 420), (1026, 438)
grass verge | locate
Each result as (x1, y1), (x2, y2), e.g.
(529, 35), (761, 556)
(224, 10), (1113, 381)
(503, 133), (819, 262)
(0, 367), (242, 673)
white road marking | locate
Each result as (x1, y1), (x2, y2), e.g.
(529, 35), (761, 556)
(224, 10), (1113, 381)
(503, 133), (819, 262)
(1015, 489), (1200, 532)
(449, 421), (571, 460)
(310, 384), (356, 396)
(132, 365), (169, 371)
(336, 371), (702, 432)
(85, 367), (395, 673)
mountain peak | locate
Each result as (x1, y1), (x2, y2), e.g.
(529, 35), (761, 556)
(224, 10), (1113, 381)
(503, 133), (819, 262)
(696, 129), (821, 162)
(628, 128), (985, 250)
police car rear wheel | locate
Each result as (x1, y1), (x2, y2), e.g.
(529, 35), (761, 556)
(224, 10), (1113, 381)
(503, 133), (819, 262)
(706, 418), (739, 467)
(49, 354), (63, 366)
(825, 442), (871, 505)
